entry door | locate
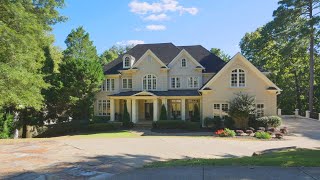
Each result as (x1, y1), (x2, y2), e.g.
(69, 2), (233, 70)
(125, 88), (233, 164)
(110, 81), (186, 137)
(145, 103), (153, 121)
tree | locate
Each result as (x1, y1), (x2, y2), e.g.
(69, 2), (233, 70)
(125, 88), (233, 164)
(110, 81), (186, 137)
(228, 93), (255, 129)
(99, 45), (134, 65)
(272, 0), (320, 112)
(58, 27), (104, 122)
(122, 101), (132, 127)
(159, 104), (168, 120)
(210, 48), (231, 61)
(191, 104), (200, 122)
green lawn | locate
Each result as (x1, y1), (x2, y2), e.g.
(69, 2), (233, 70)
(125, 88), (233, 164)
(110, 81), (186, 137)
(64, 130), (138, 138)
(145, 149), (320, 168)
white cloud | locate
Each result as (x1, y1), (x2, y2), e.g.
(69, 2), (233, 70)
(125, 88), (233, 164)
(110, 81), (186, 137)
(116, 40), (145, 46)
(146, 25), (166, 31)
(144, 13), (169, 21)
(129, 0), (198, 15)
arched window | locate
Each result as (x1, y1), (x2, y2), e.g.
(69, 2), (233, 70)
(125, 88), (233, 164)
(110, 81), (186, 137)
(124, 57), (130, 68)
(231, 69), (245, 87)
(181, 58), (186, 67)
(143, 74), (157, 90)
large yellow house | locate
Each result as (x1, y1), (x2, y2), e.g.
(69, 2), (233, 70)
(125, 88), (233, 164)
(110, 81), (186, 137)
(94, 43), (281, 125)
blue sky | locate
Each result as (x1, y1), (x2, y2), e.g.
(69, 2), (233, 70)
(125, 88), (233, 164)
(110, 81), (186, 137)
(53, 0), (279, 56)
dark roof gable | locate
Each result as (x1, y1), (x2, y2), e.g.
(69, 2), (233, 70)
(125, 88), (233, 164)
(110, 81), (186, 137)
(103, 43), (226, 74)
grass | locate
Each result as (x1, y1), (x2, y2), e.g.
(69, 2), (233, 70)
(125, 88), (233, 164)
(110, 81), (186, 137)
(145, 149), (320, 168)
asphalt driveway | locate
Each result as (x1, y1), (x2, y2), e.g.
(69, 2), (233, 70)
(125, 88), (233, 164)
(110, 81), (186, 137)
(1, 116), (319, 179)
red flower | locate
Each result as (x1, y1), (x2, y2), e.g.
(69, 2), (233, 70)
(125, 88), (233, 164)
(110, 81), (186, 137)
(215, 129), (224, 135)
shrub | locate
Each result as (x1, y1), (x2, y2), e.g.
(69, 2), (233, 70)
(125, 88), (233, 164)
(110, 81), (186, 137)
(183, 122), (201, 131)
(204, 117), (222, 129)
(224, 116), (235, 129)
(191, 104), (200, 122)
(88, 122), (122, 131)
(215, 128), (236, 137)
(37, 121), (86, 137)
(91, 116), (110, 124)
(122, 102), (132, 128)
(255, 116), (282, 128)
(159, 104), (168, 120)
(153, 120), (201, 131)
(255, 131), (271, 139)
(228, 93), (255, 129)
(0, 112), (14, 139)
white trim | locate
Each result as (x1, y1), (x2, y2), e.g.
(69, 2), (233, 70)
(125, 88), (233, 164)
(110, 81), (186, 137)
(201, 53), (281, 92)
(132, 49), (168, 68)
(122, 78), (132, 89)
(230, 68), (246, 88)
(170, 77), (181, 89)
(168, 49), (205, 69)
(187, 76), (199, 88)
(142, 74), (157, 91)
(133, 91), (156, 96)
(181, 58), (187, 68)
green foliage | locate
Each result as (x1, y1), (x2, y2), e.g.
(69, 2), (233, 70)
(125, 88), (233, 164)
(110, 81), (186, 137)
(216, 128), (236, 137)
(0, 112), (14, 139)
(210, 48), (231, 61)
(224, 116), (235, 129)
(122, 102), (133, 128)
(255, 116), (282, 128)
(99, 45), (134, 65)
(204, 117), (222, 129)
(255, 131), (272, 139)
(191, 104), (200, 122)
(159, 104), (168, 120)
(91, 116), (110, 124)
(228, 93), (255, 129)
(57, 27), (104, 122)
(153, 120), (201, 131)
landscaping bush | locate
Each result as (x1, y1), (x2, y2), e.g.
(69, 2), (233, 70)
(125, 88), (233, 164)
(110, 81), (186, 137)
(91, 116), (110, 124)
(204, 117), (222, 129)
(159, 104), (168, 120)
(191, 104), (200, 122)
(88, 122), (122, 132)
(38, 121), (86, 137)
(122, 102), (133, 128)
(183, 122), (201, 131)
(255, 116), (282, 128)
(153, 120), (201, 131)
(0, 113), (14, 139)
(255, 131), (271, 139)
(223, 116), (235, 129)
(215, 128), (236, 137)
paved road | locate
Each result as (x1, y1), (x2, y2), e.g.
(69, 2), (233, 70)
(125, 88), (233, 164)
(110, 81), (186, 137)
(1, 116), (319, 179)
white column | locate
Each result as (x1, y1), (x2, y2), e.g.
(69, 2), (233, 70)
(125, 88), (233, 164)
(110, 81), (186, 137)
(318, 113), (320, 121)
(153, 99), (158, 121)
(132, 99), (137, 123)
(127, 99), (132, 120)
(306, 110), (310, 118)
(181, 98), (186, 121)
(295, 109), (299, 116)
(277, 109), (282, 116)
(110, 99), (115, 121)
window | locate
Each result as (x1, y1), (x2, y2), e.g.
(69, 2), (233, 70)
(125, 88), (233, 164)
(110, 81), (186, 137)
(106, 79), (115, 91)
(256, 104), (264, 118)
(171, 77), (181, 89)
(181, 58), (187, 67)
(221, 104), (229, 112)
(124, 57), (130, 68)
(101, 80), (106, 91)
(171, 100), (181, 119)
(143, 74), (157, 90)
(231, 69), (245, 87)
(97, 100), (110, 116)
(213, 103), (229, 118)
(122, 78), (132, 89)
(188, 77), (199, 88)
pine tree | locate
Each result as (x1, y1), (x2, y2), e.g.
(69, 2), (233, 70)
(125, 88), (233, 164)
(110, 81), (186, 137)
(191, 104), (200, 122)
(159, 104), (168, 120)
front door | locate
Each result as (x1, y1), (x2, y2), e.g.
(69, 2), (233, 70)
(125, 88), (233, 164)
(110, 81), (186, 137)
(144, 103), (153, 121)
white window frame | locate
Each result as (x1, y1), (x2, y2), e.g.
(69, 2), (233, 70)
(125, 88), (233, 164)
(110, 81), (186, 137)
(97, 99), (110, 116)
(213, 103), (229, 118)
(181, 58), (187, 68)
(170, 77), (181, 89)
(230, 69), (246, 88)
(123, 56), (131, 68)
(188, 77), (199, 88)
(142, 74), (157, 91)
(122, 78), (132, 89)
(106, 78), (115, 91)
(256, 104), (264, 118)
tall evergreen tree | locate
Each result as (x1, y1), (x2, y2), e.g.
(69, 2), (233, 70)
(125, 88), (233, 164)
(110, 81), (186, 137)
(58, 27), (104, 122)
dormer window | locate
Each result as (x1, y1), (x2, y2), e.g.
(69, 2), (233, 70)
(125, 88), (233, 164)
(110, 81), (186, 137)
(123, 55), (134, 68)
(231, 69), (245, 87)
(181, 58), (187, 67)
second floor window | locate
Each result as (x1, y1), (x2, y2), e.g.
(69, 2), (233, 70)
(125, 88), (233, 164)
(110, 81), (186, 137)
(106, 78), (115, 91)
(143, 74), (157, 90)
(122, 78), (132, 89)
(181, 58), (186, 67)
(171, 77), (180, 89)
(231, 69), (245, 87)
(188, 77), (199, 88)
(124, 57), (130, 68)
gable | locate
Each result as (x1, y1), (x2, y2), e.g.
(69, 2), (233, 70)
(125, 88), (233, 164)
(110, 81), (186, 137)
(168, 49), (204, 69)
(132, 49), (167, 68)
(201, 53), (281, 91)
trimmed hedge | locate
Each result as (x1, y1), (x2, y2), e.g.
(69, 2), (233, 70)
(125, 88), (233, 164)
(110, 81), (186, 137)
(153, 120), (201, 131)
(255, 116), (282, 128)
(91, 116), (110, 124)
(88, 122), (122, 131)
(204, 117), (222, 129)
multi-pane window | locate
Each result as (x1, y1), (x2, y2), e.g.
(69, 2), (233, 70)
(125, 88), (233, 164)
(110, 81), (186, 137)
(188, 77), (199, 88)
(221, 104), (229, 112)
(122, 78), (132, 89)
(143, 74), (157, 90)
(181, 58), (187, 67)
(171, 100), (181, 119)
(124, 57), (130, 68)
(101, 80), (106, 91)
(171, 77), (181, 89)
(98, 100), (110, 116)
(213, 103), (229, 118)
(256, 104), (264, 118)
(231, 69), (245, 87)
(106, 79), (115, 91)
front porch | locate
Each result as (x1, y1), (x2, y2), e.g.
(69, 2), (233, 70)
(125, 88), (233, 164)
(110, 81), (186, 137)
(109, 91), (201, 123)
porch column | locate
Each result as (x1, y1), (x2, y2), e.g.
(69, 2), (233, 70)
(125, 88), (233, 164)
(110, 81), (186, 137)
(153, 99), (158, 121)
(181, 98), (186, 121)
(132, 99), (137, 123)
(110, 99), (115, 121)
(127, 99), (132, 120)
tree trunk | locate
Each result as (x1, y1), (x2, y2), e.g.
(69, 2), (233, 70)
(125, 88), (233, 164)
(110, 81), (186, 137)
(294, 70), (302, 111)
(308, 0), (315, 112)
